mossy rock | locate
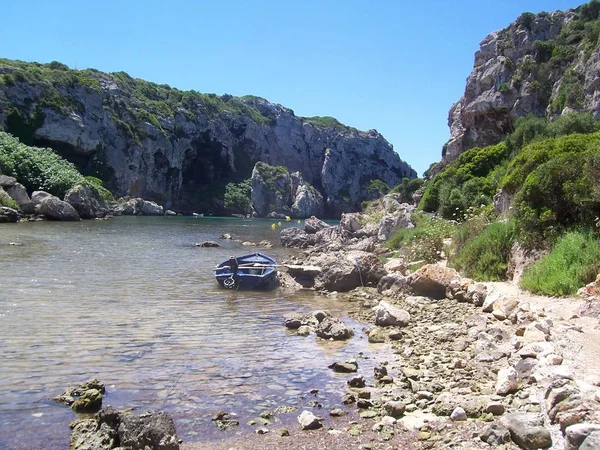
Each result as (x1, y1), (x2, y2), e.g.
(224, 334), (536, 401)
(71, 388), (103, 412)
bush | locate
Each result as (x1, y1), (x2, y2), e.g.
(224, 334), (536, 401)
(419, 143), (507, 218)
(0, 132), (85, 197)
(224, 179), (252, 214)
(520, 230), (600, 295)
(391, 177), (423, 203)
(84, 176), (114, 202)
(367, 179), (389, 197)
(450, 221), (515, 281)
(512, 151), (597, 247)
(0, 189), (19, 209)
(385, 214), (456, 264)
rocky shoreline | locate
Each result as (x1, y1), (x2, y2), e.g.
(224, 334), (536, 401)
(23, 193), (600, 449)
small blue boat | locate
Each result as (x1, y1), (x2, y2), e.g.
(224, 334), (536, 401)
(213, 252), (278, 290)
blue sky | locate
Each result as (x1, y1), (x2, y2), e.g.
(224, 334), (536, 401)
(0, 0), (585, 176)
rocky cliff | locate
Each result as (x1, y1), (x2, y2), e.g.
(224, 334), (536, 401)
(443, 1), (600, 162)
(0, 59), (415, 217)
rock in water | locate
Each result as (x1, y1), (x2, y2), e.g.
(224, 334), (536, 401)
(118, 410), (180, 450)
(315, 317), (354, 340)
(297, 410), (322, 430)
(32, 191), (80, 221)
(64, 184), (108, 219)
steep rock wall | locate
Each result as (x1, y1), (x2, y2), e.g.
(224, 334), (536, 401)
(0, 60), (415, 217)
(443, 3), (600, 162)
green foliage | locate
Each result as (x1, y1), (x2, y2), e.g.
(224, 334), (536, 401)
(385, 214), (456, 264)
(520, 230), (600, 295)
(367, 179), (389, 197)
(505, 112), (600, 158)
(391, 177), (424, 203)
(552, 70), (584, 112)
(419, 143), (507, 218)
(301, 116), (356, 132)
(0, 189), (19, 209)
(83, 176), (114, 202)
(498, 82), (510, 94)
(0, 132), (85, 197)
(451, 221), (515, 281)
(224, 179), (252, 214)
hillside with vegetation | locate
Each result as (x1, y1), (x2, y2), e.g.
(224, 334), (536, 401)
(0, 58), (415, 217)
(443, 0), (600, 163)
(383, 110), (600, 296)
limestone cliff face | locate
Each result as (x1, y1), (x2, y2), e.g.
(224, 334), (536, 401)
(443, 4), (600, 162)
(0, 60), (415, 217)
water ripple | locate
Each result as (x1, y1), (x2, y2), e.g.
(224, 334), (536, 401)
(0, 217), (390, 450)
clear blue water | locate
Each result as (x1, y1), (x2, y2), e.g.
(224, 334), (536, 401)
(0, 216), (390, 449)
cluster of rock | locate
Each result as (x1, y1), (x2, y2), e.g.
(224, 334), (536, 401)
(284, 310), (354, 340)
(279, 193), (415, 291)
(443, 7), (600, 162)
(0, 173), (173, 223)
(52, 379), (180, 450)
(577, 274), (600, 319)
(52, 379), (105, 413)
(70, 407), (180, 450)
(291, 263), (599, 449)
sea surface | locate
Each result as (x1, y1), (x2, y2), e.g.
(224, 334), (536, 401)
(0, 216), (391, 449)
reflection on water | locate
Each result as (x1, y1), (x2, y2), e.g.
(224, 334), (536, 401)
(0, 217), (390, 449)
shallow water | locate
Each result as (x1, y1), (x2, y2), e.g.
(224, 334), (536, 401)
(0, 216), (390, 449)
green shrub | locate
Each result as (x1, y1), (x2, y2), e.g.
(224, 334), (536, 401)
(512, 151), (597, 247)
(451, 221), (515, 281)
(391, 177), (423, 203)
(385, 214), (456, 264)
(224, 179), (252, 214)
(520, 230), (600, 295)
(0, 132), (85, 197)
(367, 179), (389, 197)
(419, 143), (507, 218)
(301, 116), (356, 132)
(0, 189), (19, 209)
(84, 176), (114, 202)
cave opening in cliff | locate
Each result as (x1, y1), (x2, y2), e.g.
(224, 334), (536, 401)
(179, 132), (233, 213)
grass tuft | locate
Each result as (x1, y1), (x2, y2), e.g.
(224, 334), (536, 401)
(520, 230), (600, 295)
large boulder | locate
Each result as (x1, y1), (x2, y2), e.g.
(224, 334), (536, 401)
(406, 264), (461, 299)
(340, 212), (362, 233)
(315, 316), (354, 340)
(118, 198), (164, 216)
(5, 183), (34, 214)
(500, 413), (552, 450)
(64, 184), (108, 219)
(374, 301), (410, 327)
(304, 216), (329, 234)
(377, 208), (414, 241)
(281, 227), (317, 248)
(118, 410), (180, 450)
(31, 191), (80, 221)
(311, 250), (386, 292)
(0, 174), (17, 187)
(138, 199), (164, 216)
(69, 407), (180, 450)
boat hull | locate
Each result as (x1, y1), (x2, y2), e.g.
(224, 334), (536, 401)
(213, 252), (278, 290)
